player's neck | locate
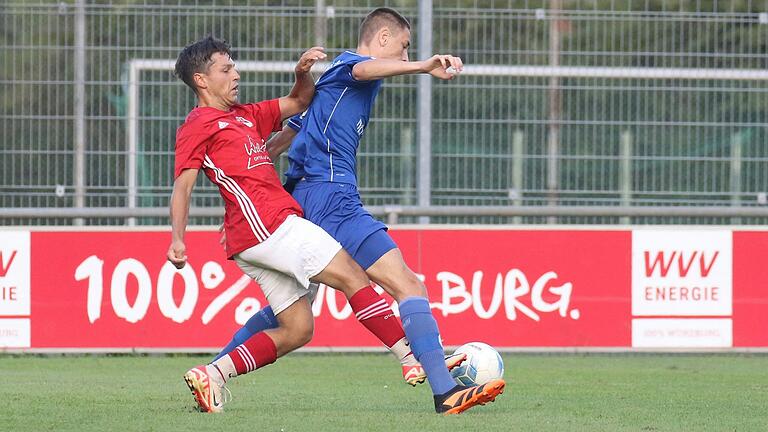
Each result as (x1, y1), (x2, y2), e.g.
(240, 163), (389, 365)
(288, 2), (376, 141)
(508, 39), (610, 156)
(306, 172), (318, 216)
(356, 44), (371, 57)
(197, 94), (232, 112)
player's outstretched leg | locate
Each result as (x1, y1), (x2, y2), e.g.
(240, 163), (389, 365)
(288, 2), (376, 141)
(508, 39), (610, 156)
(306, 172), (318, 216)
(308, 246), (427, 373)
(367, 249), (459, 394)
(347, 283), (418, 375)
(305, 246), (468, 388)
(314, 255), (468, 387)
(367, 247), (505, 413)
(349, 232), (468, 386)
(397, 296), (459, 394)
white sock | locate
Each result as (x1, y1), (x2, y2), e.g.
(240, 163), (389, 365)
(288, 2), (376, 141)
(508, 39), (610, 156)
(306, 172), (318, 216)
(400, 352), (419, 366)
(209, 355), (237, 384)
(390, 337), (417, 365)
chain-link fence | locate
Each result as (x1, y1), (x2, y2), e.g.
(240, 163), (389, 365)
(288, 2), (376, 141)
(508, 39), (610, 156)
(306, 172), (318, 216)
(2, 0), (767, 226)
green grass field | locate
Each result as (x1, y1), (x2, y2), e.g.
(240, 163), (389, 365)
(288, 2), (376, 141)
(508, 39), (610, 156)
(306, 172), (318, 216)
(3, 353), (767, 431)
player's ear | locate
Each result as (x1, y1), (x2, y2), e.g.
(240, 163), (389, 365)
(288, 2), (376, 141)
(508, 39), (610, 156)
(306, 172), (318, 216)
(192, 72), (208, 91)
(378, 27), (390, 47)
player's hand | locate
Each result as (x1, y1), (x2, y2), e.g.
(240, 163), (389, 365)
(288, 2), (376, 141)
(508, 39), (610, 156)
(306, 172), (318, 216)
(421, 54), (464, 80)
(218, 223), (226, 248)
(295, 47), (327, 74)
(167, 240), (188, 269)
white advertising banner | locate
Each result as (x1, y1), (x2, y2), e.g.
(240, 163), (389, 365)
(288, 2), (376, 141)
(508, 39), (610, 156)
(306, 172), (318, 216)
(631, 230), (732, 317)
(632, 318), (732, 348)
(0, 318), (31, 348)
(0, 231), (31, 316)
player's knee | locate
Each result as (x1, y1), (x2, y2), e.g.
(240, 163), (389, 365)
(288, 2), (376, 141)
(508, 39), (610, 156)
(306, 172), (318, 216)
(294, 317), (314, 344)
(342, 254), (369, 283)
(298, 324), (314, 346)
(382, 268), (426, 299)
(284, 321), (314, 350)
(294, 315), (314, 342)
(318, 251), (369, 294)
(397, 282), (427, 300)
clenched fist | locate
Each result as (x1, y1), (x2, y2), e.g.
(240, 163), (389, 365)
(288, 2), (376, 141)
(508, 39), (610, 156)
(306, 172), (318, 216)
(167, 240), (188, 269)
(421, 54), (464, 80)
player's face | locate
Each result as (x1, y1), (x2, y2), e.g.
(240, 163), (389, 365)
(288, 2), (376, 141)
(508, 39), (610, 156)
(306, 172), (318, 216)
(382, 27), (411, 61)
(201, 52), (240, 107)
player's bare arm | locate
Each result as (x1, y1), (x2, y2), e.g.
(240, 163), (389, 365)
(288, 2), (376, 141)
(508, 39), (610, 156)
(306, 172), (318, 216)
(167, 168), (199, 269)
(278, 47), (327, 120)
(351, 55), (463, 81)
(266, 128), (298, 160)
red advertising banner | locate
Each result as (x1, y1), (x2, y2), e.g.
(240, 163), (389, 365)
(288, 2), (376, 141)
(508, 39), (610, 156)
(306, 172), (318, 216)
(403, 230), (631, 347)
(0, 228), (765, 350)
(733, 231), (768, 347)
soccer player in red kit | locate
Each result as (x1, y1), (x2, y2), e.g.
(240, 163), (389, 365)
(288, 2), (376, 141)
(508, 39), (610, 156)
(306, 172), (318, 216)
(168, 35), (463, 414)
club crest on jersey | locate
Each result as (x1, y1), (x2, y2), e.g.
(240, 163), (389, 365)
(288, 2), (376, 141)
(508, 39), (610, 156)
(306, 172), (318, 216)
(235, 116), (253, 127)
(244, 136), (271, 169)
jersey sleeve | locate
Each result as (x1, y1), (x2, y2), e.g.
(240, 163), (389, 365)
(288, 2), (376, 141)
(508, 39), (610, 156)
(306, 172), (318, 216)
(174, 130), (208, 179)
(329, 56), (376, 88)
(286, 112), (304, 132)
(244, 98), (283, 138)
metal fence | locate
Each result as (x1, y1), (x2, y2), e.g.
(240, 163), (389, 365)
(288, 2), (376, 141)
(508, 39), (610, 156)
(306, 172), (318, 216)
(2, 0), (768, 226)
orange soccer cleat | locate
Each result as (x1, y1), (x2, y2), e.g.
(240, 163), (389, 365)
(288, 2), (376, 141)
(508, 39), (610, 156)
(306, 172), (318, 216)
(434, 378), (506, 415)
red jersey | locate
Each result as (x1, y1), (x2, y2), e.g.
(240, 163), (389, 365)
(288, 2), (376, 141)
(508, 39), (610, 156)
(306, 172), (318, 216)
(174, 99), (303, 258)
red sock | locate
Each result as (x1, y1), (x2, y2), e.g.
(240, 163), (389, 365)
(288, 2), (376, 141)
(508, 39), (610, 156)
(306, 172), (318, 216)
(229, 332), (277, 375)
(349, 284), (405, 348)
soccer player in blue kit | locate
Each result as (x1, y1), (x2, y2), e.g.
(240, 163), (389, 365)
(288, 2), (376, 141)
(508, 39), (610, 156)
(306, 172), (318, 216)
(216, 8), (505, 414)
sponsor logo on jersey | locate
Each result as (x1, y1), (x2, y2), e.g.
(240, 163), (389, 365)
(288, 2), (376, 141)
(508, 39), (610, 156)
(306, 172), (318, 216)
(218, 121), (229, 129)
(244, 136), (271, 169)
(235, 116), (253, 127)
(244, 136), (267, 156)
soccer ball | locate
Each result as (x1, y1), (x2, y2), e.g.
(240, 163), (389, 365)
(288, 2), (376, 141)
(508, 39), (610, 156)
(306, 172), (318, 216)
(450, 342), (504, 386)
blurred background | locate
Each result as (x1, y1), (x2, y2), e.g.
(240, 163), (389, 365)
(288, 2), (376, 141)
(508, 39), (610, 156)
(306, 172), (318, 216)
(1, 0), (767, 226)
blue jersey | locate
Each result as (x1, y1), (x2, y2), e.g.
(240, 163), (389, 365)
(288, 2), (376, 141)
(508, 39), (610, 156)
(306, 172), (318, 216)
(285, 51), (382, 185)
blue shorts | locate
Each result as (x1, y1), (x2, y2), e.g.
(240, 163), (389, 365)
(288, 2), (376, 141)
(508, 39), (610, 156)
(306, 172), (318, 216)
(292, 181), (396, 270)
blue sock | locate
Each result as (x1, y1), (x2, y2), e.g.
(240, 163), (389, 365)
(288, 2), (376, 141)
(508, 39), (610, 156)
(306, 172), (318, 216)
(398, 297), (456, 395)
(212, 306), (278, 361)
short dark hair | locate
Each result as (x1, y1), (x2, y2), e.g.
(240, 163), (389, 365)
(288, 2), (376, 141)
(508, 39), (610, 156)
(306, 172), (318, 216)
(358, 8), (411, 45)
(174, 35), (232, 93)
